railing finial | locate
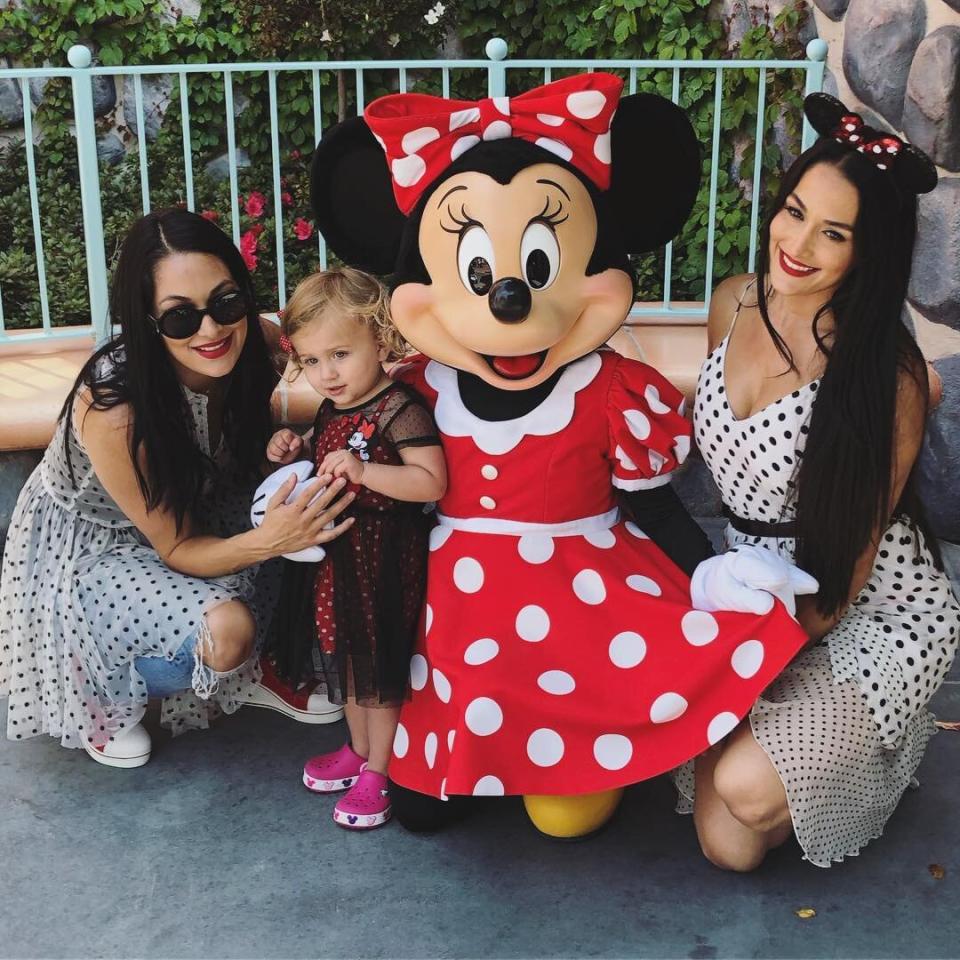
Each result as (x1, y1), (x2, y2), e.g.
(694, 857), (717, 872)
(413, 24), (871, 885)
(805, 38), (828, 63)
(485, 38), (508, 62)
(67, 45), (93, 69)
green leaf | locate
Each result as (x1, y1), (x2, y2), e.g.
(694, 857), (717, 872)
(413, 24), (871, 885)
(613, 13), (631, 44)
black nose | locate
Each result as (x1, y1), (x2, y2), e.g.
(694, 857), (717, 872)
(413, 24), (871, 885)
(488, 277), (532, 324)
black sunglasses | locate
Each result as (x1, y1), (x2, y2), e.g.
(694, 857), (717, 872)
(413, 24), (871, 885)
(148, 290), (248, 340)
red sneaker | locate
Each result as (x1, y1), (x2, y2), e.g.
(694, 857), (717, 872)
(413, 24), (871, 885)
(246, 659), (344, 725)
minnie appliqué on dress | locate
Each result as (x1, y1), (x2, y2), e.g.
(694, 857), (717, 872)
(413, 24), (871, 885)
(346, 415), (378, 462)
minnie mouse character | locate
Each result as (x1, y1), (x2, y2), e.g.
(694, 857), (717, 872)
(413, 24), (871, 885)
(347, 417), (377, 462)
(311, 74), (816, 838)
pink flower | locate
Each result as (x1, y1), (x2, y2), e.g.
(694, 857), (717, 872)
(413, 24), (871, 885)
(244, 191), (266, 218)
(250, 222), (266, 237)
(240, 230), (259, 272)
(281, 191), (293, 208)
(290, 149), (301, 160)
(200, 209), (219, 222)
(294, 218), (313, 241)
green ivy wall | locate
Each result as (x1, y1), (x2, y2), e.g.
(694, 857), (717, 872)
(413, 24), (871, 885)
(0, 0), (813, 325)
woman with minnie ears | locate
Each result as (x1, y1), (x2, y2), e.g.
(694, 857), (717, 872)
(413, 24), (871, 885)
(310, 74), (820, 838)
(0, 209), (353, 768)
(677, 93), (960, 869)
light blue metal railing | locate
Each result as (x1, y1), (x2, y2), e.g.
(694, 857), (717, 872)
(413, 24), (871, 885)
(0, 36), (826, 346)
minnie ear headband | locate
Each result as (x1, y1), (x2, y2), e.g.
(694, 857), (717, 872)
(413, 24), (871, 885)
(364, 73), (623, 214)
(803, 92), (937, 195)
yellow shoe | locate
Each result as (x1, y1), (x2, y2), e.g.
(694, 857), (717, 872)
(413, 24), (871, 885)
(523, 788), (624, 839)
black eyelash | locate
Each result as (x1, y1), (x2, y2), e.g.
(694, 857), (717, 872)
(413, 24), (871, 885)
(441, 202), (481, 235)
(532, 195), (569, 228)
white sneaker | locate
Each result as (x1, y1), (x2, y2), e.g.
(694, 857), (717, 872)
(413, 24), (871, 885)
(246, 680), (344, 725)
(83, 723), (151, 769)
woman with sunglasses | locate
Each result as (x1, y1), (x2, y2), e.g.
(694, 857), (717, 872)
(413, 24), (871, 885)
(0, 208), (354, 768)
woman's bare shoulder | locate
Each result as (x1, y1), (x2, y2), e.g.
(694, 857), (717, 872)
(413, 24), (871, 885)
(707, 274), (756, 351)
(74, 387), (134, 445)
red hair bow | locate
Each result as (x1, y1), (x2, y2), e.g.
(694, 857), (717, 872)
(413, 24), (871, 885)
(364, 73), (623, 214)
(833, 113), (903, 171)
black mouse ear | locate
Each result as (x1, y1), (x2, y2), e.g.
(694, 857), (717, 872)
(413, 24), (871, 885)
(803, 92), (938, 195)
(803, 92), (849, 137)
(311, 116), (407, 275)
(895, 143), (938, 195)
(606, 93), (701, 252)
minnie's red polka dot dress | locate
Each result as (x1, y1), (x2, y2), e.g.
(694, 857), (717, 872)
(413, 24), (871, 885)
(390, 350), (808, 798)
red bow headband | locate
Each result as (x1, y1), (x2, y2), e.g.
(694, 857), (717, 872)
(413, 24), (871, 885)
(364, 73), (623, 214)
(832, 113), (903, 171)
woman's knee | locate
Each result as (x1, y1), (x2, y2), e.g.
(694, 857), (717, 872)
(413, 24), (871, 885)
(713, 750), (789, 834)
(203, 601), (256, 672)
(696, 822), (767, 873)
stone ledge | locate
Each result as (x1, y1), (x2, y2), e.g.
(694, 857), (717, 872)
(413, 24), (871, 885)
(0, 335), (95, 452)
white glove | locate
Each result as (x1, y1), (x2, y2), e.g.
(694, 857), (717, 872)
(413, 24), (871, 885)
(250, 461), (328, 563)
(690, 544), (819, 617)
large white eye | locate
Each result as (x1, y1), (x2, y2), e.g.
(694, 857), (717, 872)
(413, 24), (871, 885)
(457, 225), (495, 295)
(520, 221), (560, 290)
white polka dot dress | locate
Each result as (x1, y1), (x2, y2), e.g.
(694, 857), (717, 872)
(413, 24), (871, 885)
(0, 361), (279, 750)
(677, 301), (960, 866)
(387, 350), (810, 799)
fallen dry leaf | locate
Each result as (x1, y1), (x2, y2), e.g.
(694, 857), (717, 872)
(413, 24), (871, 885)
(929, 864), (946, 880)
(795, 908), (816, 920)
(935, 720), (960, 731)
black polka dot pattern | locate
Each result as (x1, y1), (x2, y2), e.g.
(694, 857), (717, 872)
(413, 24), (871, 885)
(674, 646), (940, 867)
(693, 323), (818, 523)
(677, 313), (960, 866)
(0, 374), (280, 749)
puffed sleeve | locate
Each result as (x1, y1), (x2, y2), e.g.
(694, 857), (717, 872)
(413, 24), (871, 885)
(382, 391), (441, 449)
(607, 356), (691, 490)
(389, 353), (430, 394)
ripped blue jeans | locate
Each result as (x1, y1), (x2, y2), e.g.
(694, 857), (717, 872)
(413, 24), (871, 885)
(134, 634), (199, 697)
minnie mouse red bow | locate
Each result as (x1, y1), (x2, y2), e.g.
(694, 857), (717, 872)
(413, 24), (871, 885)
(364, 73), (623, 214)
(833, 113), (903, 171)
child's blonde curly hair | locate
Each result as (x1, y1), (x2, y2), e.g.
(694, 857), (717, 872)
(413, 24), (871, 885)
(280, 266), (409, 366)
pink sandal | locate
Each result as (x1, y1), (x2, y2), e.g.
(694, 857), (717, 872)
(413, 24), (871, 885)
(302, 743), (366, 793)
(332, 769), (391, 830)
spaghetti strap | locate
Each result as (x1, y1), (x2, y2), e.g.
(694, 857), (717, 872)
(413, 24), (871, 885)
(726, 276), (758, 339)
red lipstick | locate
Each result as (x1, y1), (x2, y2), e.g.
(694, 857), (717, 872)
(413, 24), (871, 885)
(778, 248), (819, 278)
(192, 334), (234, 360)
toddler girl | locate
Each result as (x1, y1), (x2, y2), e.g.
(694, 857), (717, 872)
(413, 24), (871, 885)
(267, 267), (446, 829)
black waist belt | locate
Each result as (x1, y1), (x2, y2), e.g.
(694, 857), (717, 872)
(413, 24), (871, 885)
(722, 505), (797, 539)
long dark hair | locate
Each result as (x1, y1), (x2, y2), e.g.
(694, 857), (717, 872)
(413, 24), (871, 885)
(61, 208), (277, 531)
(754, 137), (938, 615)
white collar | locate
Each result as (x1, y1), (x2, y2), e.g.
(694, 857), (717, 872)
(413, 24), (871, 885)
(425, 352), (602, 455)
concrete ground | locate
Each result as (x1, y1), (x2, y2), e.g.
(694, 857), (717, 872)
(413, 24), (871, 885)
(2, 682), (958, 960)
